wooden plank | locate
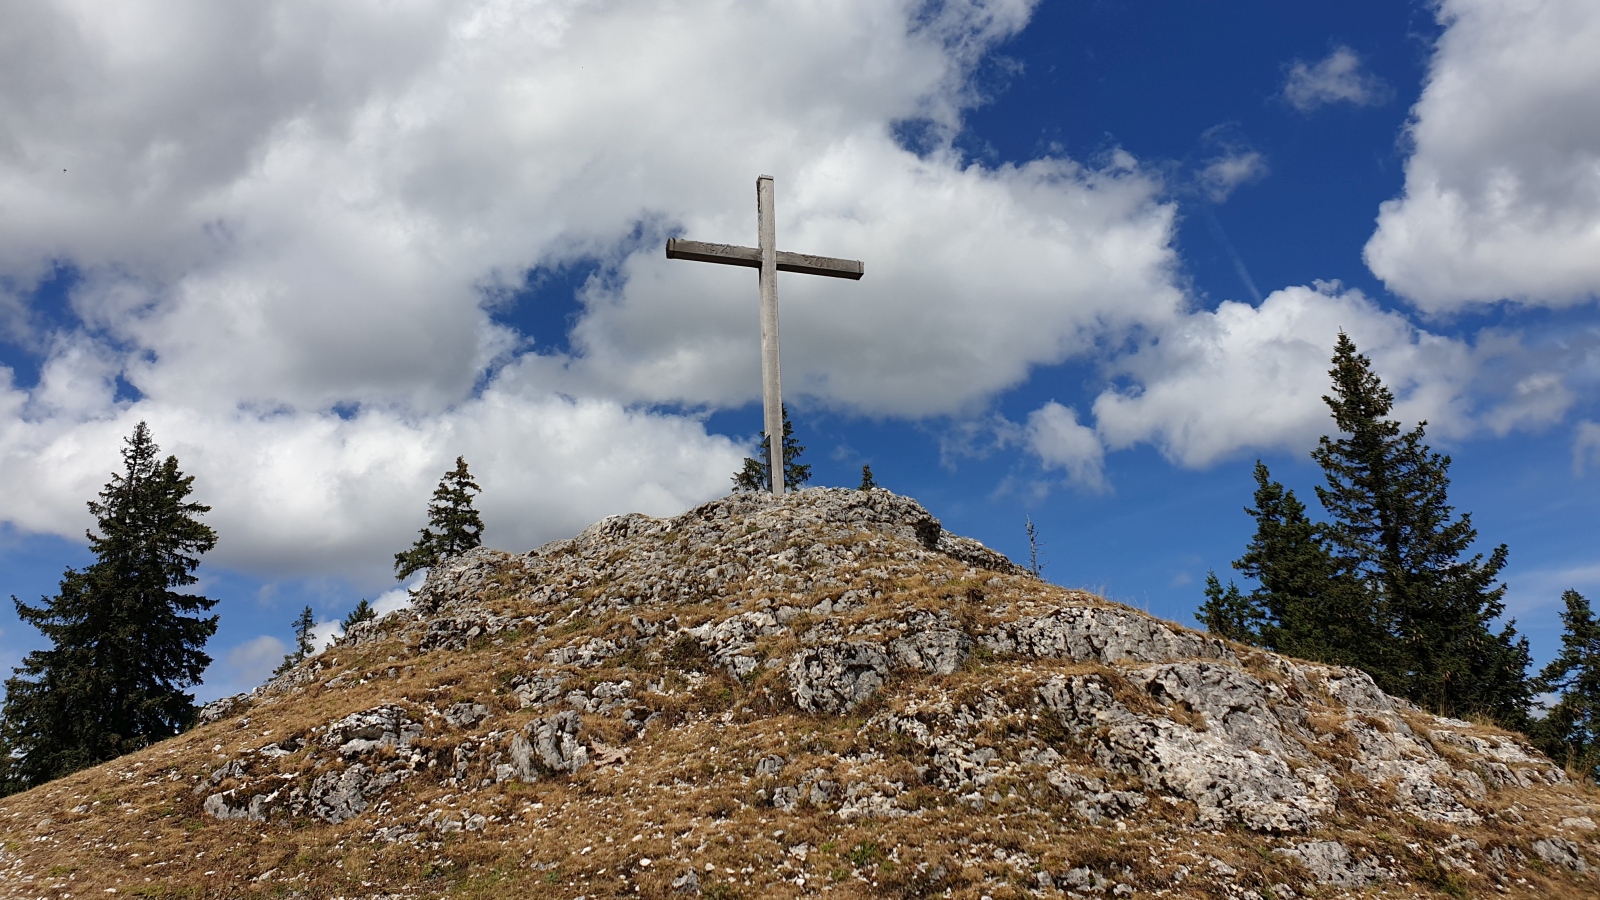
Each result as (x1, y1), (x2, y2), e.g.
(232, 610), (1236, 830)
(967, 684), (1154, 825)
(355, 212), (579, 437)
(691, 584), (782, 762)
(758, 175), (783, 496)
(665, 238), (864, 280)
(666, 238), (760, 268)
(775, 250), (863, 280)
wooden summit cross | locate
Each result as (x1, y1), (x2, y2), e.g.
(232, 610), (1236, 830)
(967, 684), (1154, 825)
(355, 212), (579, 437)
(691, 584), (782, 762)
(666, 175), (863, 496)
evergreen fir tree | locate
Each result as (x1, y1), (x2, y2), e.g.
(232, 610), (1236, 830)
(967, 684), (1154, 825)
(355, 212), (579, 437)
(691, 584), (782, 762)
(1531, 590), (1600, 778)
(0, 422), (218, 792)
(732, 456), (767, 493)
(731, 404), (809, 492)
(1234, 461), (1380, 670)
(1310, 333), (1529, 722)
(859, 465), (877, 491)
(394, 457), (485, 580)
(276, 606), (318, 675)
(342, 599), (376, 631)
(1196, 572), (1259, 643)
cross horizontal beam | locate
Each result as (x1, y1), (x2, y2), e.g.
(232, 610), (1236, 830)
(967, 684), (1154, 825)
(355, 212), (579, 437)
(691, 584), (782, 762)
(665, 237), (864, 280)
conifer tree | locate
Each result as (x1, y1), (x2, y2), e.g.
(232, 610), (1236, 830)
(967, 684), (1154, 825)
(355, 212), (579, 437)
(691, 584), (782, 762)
(1531, 590), (1600, 778)
(1310, 333), (1528, 722)
(859, 465), (877, 491)
(1234, 461), (1381, 670)
(0, 422), (218, 792)
(394, 457), (484, 580)
(731, 404), (810, 492)
(276, 606), (318, 675)
(342, 599), (376, 631)
(1196, 572), (1259, 643)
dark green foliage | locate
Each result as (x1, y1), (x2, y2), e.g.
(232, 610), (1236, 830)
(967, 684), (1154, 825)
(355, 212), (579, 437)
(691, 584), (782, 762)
(1310, 333), (1528, 723)
(1234, 461), (1383, 669)
(342, 598), (376, 631)
(1196, 572), (1259, 643)
(732, 456), (768, 493)
(858, 464), (877, 491)
(731, 404), (809, 492)
(0, 422), (218, 793)
(1530, 590), (1600, 779)
(276, 606), (318, 675)
(394, 456), (484, 579)
(1211, 334), (1530, 727)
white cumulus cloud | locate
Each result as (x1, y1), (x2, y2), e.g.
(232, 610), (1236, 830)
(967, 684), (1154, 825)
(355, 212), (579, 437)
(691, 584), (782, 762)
(1365, 0), (1600, 311)
(1025, 402), (1106, 491)
(1574, 421), (1600, 475)
(1282, 46), (1391, 112)
(1198, 150), (1268, 204)
(0, 381), (745, 579)
(1090, 283), (1574, 468)
(219, 634), (287, 696)
(372, 576), (424, 619)
(0, 0), (1194, 579)
(1196, 126), (1268, 203)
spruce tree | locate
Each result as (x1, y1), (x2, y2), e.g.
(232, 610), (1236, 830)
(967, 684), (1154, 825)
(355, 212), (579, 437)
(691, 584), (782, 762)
(731, 404), (810, 492)
(1310, 333), (1529, 722)
(394, 457), (485, 580)
(858, 465), (877, 491)
(276, 606), (318, 675)
(342, 599), (376, 631)
(1234, 461), (1381, 670)
(1196, 572), (1259, 643)
(0, 422), (218, 791)
(1531, 590), (1600, 778)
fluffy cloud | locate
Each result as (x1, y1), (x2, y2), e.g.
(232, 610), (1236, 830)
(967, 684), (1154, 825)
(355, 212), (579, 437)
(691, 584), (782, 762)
(1198, 150), (1267, 204)
(1282, 46), (1391, 112)
(1025, 402), (1105, 491)
(1365, 0), (1600, 311)
(1090, 283), (1574, 468)
(0, 0), (1192, 576)
(1574, 421), (1600, 475)
(564, 148), (1183, 416)
(0, 371), (744, 577)
(372, 577), (423, 619)
(218, 634), (287, 697)
(1196, 126), (1268, 204)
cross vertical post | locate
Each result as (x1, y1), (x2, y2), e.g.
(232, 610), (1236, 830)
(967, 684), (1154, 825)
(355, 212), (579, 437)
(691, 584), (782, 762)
(756, 175), (784, 495)
(665, 176), (863, 495)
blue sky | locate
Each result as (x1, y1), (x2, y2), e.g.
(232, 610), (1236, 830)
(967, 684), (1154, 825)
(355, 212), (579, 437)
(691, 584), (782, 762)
(2, 0), (1599, 701)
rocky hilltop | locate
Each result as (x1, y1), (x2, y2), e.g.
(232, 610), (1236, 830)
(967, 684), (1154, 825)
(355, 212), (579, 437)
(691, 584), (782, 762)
(0, 488), (1596, 899)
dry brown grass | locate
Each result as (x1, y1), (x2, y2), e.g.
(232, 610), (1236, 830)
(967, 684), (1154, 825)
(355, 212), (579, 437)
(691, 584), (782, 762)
(0, 530), (1595, 900)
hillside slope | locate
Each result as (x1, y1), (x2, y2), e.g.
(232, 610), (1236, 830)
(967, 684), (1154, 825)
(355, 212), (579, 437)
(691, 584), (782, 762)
(0, 488), (1595, 899)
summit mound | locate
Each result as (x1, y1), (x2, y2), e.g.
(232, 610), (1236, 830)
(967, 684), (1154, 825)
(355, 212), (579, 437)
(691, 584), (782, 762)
(0, 488), (1596, 899)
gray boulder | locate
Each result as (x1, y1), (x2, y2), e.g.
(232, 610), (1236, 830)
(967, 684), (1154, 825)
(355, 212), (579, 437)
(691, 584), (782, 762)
(981, 606), (1231, 665)
(308, 764), (374, 823)
(888, 626), (971, 674)
(320, 704), (422, 757)
(787, 643), (891, 713)
(1273, 840), (1392, 887)
(1533, 837), (1590, 873)
(509, 710), (589, 778)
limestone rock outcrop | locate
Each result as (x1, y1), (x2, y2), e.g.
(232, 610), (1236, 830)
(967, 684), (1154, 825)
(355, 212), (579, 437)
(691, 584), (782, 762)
(1, 488), (1594, 900)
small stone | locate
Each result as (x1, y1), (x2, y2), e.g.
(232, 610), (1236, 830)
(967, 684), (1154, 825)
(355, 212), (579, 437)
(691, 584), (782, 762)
(672, 869), (701, 894)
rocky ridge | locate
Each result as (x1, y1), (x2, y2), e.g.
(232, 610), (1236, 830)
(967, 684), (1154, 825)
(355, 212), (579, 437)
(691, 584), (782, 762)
(0, 488), (1596, 899)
